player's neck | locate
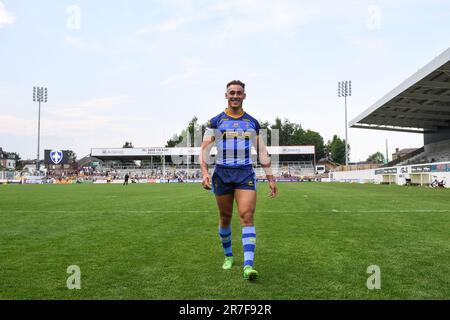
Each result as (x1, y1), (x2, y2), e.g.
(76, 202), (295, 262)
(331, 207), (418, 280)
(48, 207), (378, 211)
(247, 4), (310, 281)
(225, 107), (244, 118)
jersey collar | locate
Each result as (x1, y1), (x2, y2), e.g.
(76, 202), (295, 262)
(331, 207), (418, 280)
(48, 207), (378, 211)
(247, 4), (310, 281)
(224, 108), (245, 119)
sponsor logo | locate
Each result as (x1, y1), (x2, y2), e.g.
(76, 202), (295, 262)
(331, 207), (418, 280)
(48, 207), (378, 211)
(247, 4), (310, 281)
(222, 131), (252, 139)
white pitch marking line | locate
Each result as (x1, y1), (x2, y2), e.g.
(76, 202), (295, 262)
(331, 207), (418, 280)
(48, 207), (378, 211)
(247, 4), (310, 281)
(2, 209), (450, 214)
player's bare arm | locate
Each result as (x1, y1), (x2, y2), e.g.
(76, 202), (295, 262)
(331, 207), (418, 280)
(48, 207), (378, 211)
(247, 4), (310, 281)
(257, 135), (278, 198)
(200, 136), (215, 190)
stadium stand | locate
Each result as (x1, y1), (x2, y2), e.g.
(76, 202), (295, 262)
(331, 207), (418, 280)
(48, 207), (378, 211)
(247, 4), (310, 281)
(329, 47), (450, 188)
(350, 47), (450, 166)
(86, 146), (317, 183)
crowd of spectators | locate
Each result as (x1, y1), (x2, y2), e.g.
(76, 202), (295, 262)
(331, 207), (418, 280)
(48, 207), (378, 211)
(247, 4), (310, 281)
(45, 167), (202, 183)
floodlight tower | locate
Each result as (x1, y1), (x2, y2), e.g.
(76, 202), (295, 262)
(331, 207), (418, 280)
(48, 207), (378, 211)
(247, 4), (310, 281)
(33, 86), (48, 172)
(338, 80), (351, 165)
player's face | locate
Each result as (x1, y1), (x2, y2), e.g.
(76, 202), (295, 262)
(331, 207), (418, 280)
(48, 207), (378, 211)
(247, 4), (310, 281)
(225, 84), (246, 109)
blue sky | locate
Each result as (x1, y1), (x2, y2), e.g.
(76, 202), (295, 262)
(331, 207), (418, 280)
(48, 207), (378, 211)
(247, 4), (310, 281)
(1, 0), (449, 161)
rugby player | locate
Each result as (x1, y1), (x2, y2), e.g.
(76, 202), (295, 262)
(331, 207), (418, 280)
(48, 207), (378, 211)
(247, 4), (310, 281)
(200, 80), (278, 280)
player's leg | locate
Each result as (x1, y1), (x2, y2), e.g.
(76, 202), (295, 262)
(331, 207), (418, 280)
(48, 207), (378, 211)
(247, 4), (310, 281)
(234, 189), (259, 280)
(212, 171), (235, 269)
(215, 194), (235, 269)
(216, 194), (234, 228)
(234, 189), (256, 227)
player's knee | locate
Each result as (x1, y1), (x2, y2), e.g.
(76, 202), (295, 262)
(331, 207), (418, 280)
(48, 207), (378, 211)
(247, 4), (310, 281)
(240, 211), (254, 226)
(219, 213), (232, 224)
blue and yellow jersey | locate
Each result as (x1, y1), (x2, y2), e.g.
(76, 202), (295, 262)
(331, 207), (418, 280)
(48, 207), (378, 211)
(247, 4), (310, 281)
(206, 109), (261, 167)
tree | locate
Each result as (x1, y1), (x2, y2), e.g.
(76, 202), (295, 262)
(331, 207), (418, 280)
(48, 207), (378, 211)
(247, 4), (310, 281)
(366, 151), (385, 164)
(166, 134), (183, 148)
(258, 120), (272, 143)
(270, 118), (303, 146)
(187, 116), (204, 147)
(299, 129), (325, 160)
(165, 116), (205, 148)
(14, 153), (24, 171)
(66, 150), (78, 170)
(325, 135), (349, 164)
(67, 150), (77, 163)
(122, 141), (134, 148)
(264, 118), (325, 159)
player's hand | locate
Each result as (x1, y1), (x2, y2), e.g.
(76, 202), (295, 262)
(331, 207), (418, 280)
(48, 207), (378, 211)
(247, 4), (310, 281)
(202, 174), (212, 190)
(268, 179), (278, 198)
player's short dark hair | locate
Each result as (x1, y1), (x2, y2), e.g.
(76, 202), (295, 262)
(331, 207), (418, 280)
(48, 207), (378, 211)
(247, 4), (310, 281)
(226, 80), (245, 90)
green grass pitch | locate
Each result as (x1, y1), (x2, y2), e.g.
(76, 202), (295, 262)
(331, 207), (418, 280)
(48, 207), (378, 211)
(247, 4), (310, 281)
(1, 182), (449, 299)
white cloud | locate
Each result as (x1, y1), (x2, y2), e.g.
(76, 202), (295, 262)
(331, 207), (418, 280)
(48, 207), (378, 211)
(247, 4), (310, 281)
(0, 115), (34, 135)
(206, 0), (343, 37)
(152, 59), (203, 86)
(0, 95), (134, 137)
(42, 115), (141, 136)
(136, 16), (191, 34)
(46, 95), (132, 119)
(64, 35), (103, 51)
(347, 36), (390, 67)
(0, 1), (15, 27)
(158, 0), (194, 11)
(136, 0), (339, 37)
(66, 95), (131, 109)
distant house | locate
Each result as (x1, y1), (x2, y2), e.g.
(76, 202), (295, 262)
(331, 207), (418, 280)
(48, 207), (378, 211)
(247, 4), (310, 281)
(0, 148), (19, 170)
(316, 158), (340, 174)
(391, 148), (419, 161)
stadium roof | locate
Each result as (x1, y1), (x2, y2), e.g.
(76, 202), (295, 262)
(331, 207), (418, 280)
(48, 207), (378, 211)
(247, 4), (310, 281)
(350, 47), (450, 133)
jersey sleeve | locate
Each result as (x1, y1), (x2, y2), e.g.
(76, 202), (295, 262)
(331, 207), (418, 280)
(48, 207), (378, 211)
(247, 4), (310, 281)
(204, 115), (219, 140)
(206, 116), (218, 129)
(253, 119), (261, 135)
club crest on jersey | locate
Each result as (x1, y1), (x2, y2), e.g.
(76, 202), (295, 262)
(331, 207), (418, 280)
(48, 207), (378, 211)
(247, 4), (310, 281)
(50, 150), (63, 164)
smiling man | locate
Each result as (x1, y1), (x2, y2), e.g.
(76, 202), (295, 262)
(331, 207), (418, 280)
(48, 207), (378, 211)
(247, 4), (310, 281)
(200, 80), (278, 280)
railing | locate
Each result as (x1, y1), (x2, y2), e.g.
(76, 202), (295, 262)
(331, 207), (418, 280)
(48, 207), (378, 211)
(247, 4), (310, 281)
(91, 161), (315, 178)
(0, 171), (18, 180)
(333, 163), (381, 172)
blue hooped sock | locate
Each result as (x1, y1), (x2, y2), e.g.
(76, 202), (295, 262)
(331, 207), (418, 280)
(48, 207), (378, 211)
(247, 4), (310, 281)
(219, 225), (233, 257)
(242, 226), (256, 268)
